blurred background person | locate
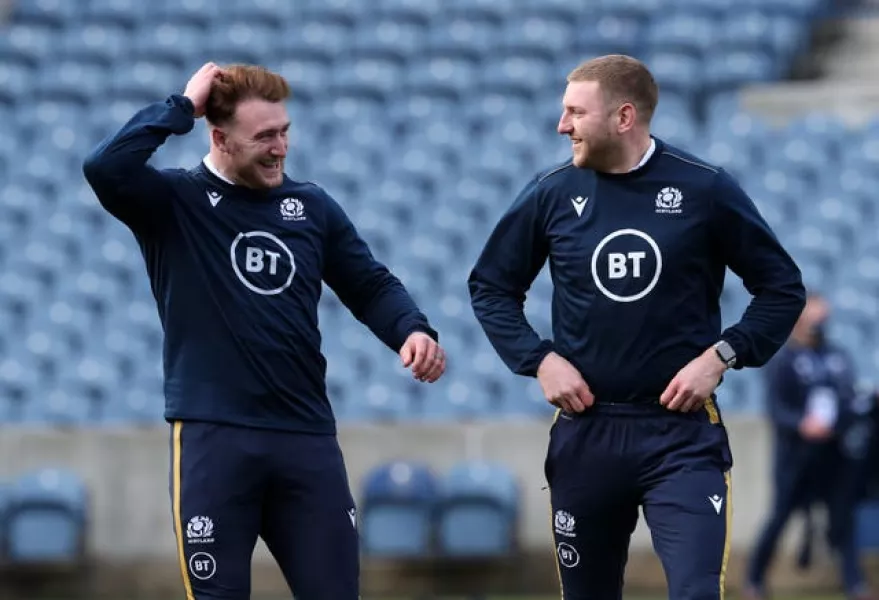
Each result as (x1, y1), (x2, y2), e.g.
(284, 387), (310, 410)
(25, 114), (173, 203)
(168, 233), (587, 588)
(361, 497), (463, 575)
(745, 292), (877, 600)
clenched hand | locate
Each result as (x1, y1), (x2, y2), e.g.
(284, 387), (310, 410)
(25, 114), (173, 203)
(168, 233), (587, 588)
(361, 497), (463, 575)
(537, 352), (594, 414)
(660, 348), (726, 412)
(399, 332), (445, 383)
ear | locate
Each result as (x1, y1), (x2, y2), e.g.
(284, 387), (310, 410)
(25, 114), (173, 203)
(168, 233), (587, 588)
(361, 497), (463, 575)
(210, 125), (230, 154)
(617, 103), (637, 134)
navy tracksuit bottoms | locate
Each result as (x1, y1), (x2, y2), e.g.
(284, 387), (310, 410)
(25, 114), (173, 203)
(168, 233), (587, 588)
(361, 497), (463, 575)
(169, 421), (359, 600)
(545, 400), (733, 600)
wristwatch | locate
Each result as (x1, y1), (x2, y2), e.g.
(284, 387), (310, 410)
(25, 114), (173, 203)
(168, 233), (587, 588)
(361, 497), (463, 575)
(713, 340), (737, 368)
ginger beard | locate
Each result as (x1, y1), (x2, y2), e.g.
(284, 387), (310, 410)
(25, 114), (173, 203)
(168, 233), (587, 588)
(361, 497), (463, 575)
(224, 136), (285, 189)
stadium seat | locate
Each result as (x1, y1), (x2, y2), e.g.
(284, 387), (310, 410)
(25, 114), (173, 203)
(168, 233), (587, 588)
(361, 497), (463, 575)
(153, 0), (215, 28)
(0, 57), (35, 103)
(130, 21), (205, 67)
(576, 13), (645, 57)
(427, 15), (499, 56)
(418, 379), (493, 422)
(645, 14), (718, 57)
(435, 461), (519, 557)
(220, 0), (297, 27)
(445, 0), (519, 23)
(3, 468), (89, 564)
(12, 0), (80, 28)
(85, 0), (152, 29)
(596, 0), (665, 21)
(279, 14), (352, 55)
(0, 23), (58, 66)
(100, 388), (165, 426)
(54, 23), (129, 66)
(359, 461), (439, 556)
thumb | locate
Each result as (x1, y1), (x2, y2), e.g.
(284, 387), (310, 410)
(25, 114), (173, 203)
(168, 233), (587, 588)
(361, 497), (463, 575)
(400, 342), (413, 367)
(576, 381), (594, 408)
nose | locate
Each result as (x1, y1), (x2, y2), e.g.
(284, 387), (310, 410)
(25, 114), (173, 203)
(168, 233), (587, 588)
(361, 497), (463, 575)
(270, 135), (287, 156)
(558, 114), (572, 135)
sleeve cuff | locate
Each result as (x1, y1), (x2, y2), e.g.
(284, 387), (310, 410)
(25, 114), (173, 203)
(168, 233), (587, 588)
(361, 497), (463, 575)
(521, 340), (555, 377)
(720, 333), (747, 370)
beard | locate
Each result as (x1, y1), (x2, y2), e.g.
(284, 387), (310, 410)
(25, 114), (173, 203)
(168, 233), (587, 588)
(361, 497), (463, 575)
(572, 128), (621, 172)
(226, 146), (285, 190)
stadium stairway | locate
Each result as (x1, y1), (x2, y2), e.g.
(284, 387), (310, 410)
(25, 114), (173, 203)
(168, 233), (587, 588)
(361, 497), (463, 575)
(742, 6), (879, 124)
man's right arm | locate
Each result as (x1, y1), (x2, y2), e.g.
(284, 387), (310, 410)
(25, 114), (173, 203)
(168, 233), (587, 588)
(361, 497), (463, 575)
(82, 94), (196, 235)
(468, 176), (553, 377)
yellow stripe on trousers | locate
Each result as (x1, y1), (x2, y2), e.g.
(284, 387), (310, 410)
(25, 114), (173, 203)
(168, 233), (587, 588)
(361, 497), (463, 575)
(172, 421), (195, 600)
(549, 408), (564, 598)
(720, 470), (732, 600)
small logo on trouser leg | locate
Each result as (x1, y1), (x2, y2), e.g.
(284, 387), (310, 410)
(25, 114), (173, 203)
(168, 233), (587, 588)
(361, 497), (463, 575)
(186, 516), (215, 544)
(708, 495), (724, 514)
(189, 552), (217, 580)
(347, 507), (357, 529)
(554, 510), (576, 538)
(557, 543), (580, 568)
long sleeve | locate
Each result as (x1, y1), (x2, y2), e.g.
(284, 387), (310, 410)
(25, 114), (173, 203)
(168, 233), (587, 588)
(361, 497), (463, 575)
(82, 94), (195, 236)
(710, 170), (806, 368)
(468, 176), (553, 377)
(321, 194), (437, 352)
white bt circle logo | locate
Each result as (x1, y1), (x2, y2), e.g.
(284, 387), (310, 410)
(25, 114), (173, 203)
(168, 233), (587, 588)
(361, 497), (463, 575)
(590, 228), (662, 303)
(189, 552), (217, 580)
(230, 230), (296, 296)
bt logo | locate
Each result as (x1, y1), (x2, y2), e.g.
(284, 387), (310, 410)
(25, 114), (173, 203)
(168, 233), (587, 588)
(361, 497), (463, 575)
(590, 229), (662, 303)
(230, 231), (296, 296)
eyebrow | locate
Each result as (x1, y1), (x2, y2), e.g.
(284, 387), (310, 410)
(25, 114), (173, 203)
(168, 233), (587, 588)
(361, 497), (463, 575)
(254, 122), (291, 138)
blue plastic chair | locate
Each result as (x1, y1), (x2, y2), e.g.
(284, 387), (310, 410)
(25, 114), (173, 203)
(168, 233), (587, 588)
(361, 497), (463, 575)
(0, 23), (58, 66)
(435, 461), (519, 556)
(426, 15), (500, 56)
(4, 469), (89, 564)
(374, 0), (443, 23)
(359, 461), (439, 557)
(576, 12), (646, 56)
(130, 21), (206, 66)
(351, 17), (428, 58)
(11, 0), (80, 28)
(153, 0), (215, 27)
(0, 59), (35, 104)
(54, 23), (129, 65)
(85, 0), (152, 28)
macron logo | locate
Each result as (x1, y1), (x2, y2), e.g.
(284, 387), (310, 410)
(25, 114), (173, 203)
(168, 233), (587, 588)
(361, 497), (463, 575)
(571, 196), (588, 217)
(709, 494), (723, 515)
(207, 190), (222, 207)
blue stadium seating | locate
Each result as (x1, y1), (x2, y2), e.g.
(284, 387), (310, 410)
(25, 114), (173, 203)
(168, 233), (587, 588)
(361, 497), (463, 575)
(359, 461), (439, 557)
(2, 468), (89, 564)
(435, 461), (519, 557)
(0, 0), (869, 424)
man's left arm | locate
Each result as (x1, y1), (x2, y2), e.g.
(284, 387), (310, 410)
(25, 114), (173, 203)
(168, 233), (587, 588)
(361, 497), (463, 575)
(321, 194), (443, 381)
(661, 170), (806, 411)
(711, 169), (807, 368)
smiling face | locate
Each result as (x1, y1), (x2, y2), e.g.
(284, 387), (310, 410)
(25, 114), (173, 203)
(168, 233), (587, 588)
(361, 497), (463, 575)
(212, 98), (290, 189)
(557, 55), (659, 171)
(204, 64), (292, 189)
(557, 80), (619, 170)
